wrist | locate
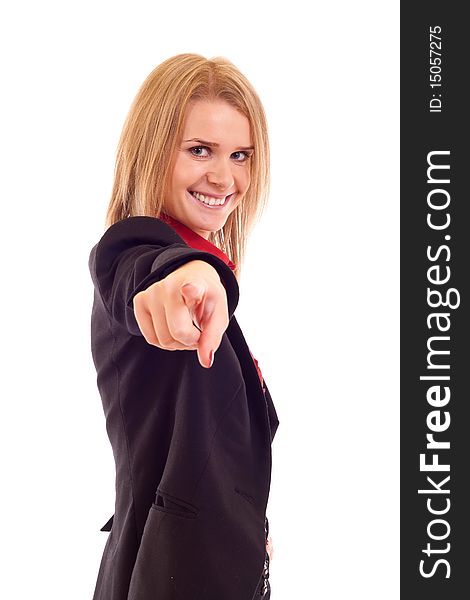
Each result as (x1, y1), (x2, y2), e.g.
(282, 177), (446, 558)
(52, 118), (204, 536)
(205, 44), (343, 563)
(178, 259), (222, 284)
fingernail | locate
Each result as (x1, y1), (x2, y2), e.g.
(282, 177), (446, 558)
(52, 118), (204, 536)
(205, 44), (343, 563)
(209, 349), (214, 367)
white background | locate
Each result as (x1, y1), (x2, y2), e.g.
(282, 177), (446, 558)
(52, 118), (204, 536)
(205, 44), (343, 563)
(0, 1), (399, 598)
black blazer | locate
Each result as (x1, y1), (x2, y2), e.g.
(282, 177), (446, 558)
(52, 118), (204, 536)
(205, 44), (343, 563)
(88, 216), (279, 600)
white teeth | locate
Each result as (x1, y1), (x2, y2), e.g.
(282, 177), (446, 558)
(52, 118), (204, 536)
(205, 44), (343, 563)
(191, 191), (228, 206)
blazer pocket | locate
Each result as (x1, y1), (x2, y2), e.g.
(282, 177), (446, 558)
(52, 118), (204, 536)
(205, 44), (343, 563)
(151, 488), (199, 519)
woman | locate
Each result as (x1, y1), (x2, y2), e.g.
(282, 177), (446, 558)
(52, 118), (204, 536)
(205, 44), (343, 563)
(89, 53), (279, 599)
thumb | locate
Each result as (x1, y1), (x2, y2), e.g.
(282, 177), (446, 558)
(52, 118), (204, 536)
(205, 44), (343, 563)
(180, 282), (205, 308)
(181, 282), (205, 330)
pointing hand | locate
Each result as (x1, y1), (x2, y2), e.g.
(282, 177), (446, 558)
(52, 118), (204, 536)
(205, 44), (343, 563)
(133, 260), (229, 368)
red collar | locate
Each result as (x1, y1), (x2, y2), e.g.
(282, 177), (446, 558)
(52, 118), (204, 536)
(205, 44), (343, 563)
(159, 213), (236, 272)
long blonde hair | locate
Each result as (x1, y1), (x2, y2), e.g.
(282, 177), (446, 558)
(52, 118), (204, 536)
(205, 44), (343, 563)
(105, 53), (270, 280)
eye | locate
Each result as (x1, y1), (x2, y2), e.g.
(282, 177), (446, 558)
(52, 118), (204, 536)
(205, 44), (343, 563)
(188, 146), (253, 163)
(231, 150), (253, 162)
(189, 146), (211, 158)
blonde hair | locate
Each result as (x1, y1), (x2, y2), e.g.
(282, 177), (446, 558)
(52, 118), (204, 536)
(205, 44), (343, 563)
(105, 53), (270, 280)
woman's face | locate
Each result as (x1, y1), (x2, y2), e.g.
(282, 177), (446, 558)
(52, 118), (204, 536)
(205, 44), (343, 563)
(163, 99), (253, 239)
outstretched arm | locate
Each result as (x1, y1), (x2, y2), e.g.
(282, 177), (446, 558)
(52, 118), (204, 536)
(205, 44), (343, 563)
(89, 217), (239, 352)
(133, 259), (229, 369)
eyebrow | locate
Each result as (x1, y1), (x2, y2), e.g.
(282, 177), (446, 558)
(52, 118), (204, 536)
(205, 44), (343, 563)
(183, 138), (254, 151)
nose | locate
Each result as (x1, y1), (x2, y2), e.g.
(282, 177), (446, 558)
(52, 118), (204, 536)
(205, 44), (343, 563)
(206, 157), (234, 190)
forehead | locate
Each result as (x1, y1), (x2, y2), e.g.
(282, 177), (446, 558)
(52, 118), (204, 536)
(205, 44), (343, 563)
(181, 99), (252, 145)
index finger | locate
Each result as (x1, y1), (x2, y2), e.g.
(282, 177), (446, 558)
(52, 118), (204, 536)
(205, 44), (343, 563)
(196, 293), (229, 368)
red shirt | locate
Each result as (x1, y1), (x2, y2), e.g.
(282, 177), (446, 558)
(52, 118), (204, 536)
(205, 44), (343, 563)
(159, 213), (264, 386)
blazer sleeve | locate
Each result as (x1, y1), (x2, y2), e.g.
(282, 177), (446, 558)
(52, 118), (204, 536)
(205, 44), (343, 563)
(89, 216), (240, 336)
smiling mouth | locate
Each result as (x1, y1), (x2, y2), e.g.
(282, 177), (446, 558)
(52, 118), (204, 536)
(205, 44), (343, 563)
(188, 190), (234, 207)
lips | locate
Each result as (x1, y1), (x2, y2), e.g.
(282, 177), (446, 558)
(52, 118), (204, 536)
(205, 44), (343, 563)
(188, 189), (234, 208)
(189, 190), (229, 200)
